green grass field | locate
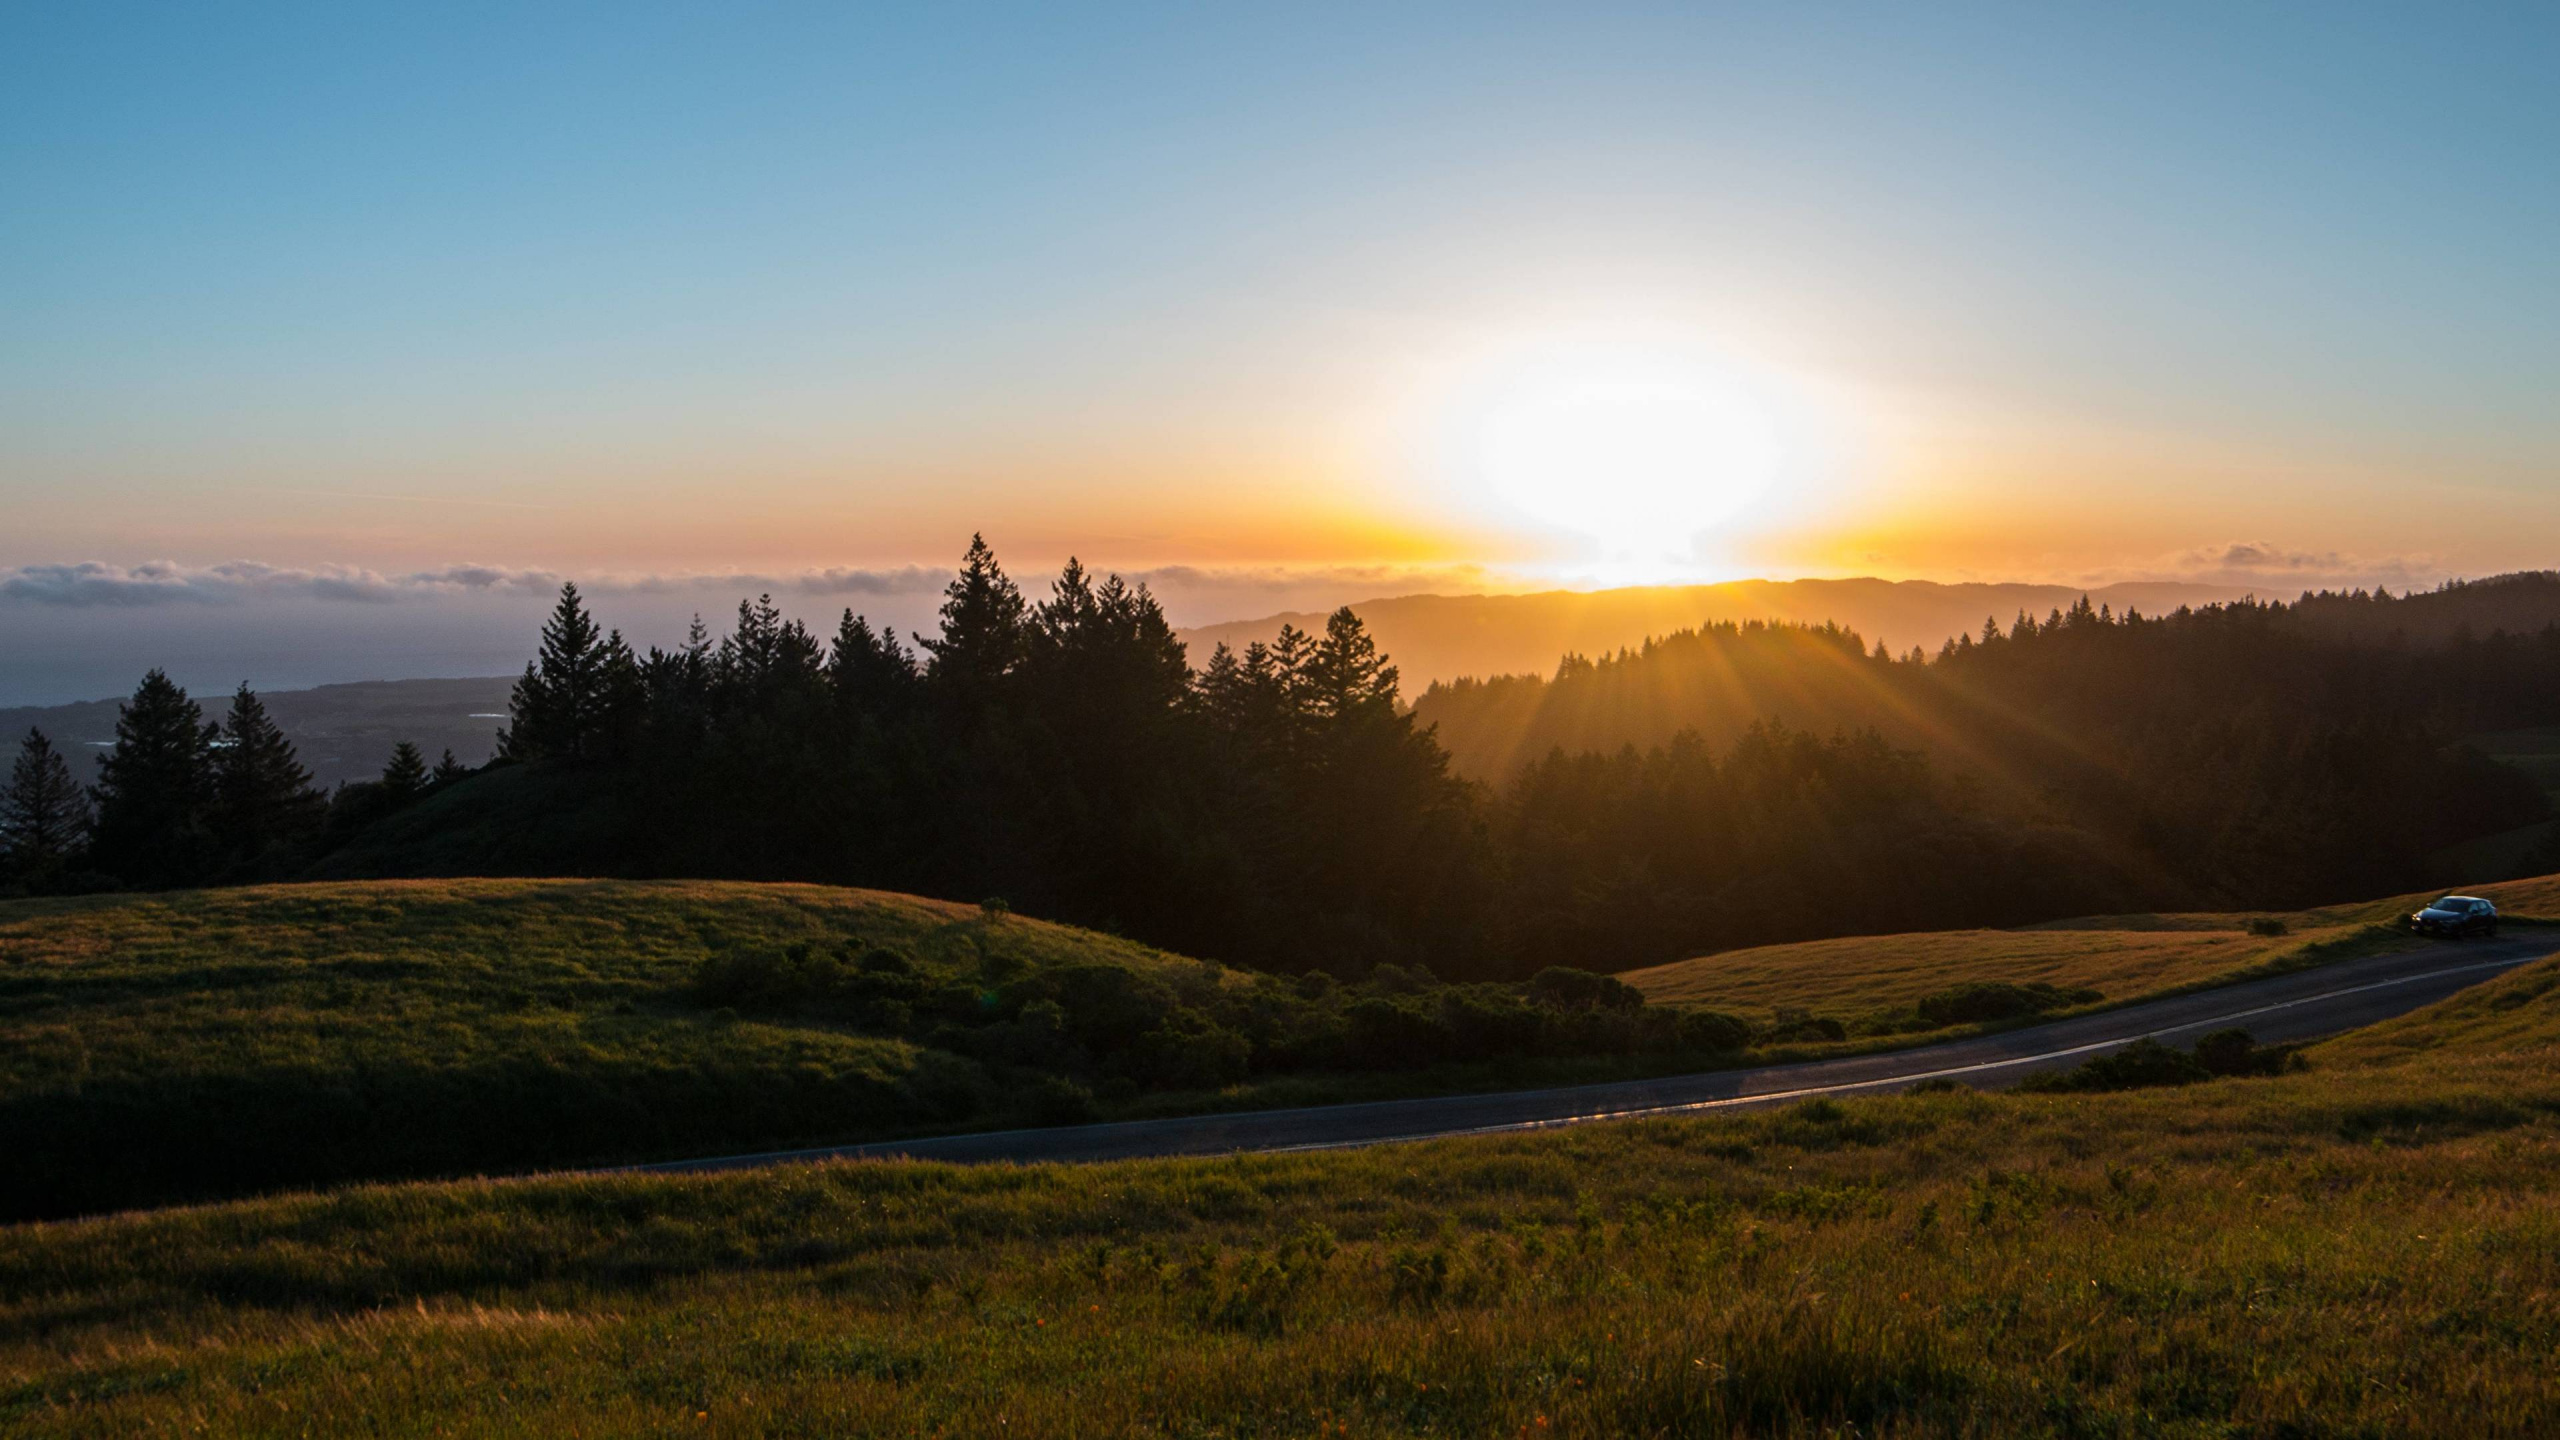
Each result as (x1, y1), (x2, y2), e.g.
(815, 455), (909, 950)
(0, 879), (1771, 1222)
(1621, 872), (2560, 1020)
(5, 950), (2557, 1436)
(0, 879), (1247, 1219)
(12, 874), (2557, 1227)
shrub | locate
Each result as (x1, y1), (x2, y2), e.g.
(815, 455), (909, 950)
(1914, 981), (2100, 1028)
(1675, 1008), (1753, 1054)
(2019, 1038), (2209, 1093)
(1017, 1073), (1098, 1126)
(1765, 1010), (1848, 1045)
(1436, 987), (1550, 1061)
(1124, 1007), (1252, 1090)
(1527, 966), (1646, 1012)
(693, 942), (846, 1011)
(1012, 963), (1175, 1053)
(2193, 1028), (2257, 1076)
(2249, 917), (2290, 937)
(1341, 996), (1450, 1070)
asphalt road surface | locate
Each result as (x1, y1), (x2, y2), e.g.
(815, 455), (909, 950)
(639, 931), (2555, 1176)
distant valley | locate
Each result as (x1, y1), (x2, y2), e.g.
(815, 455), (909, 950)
(1176, 576), (2260, 688)
(0, 676), (516, 788)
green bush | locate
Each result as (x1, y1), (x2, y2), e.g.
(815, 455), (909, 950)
(1527, 966), (1646, 1012)
(1765, 1010), (1849, 1045)
(2019, 1037), (2210, 1093)
(1675, 1008), (1753, 1053)
(2193, 1027), (2257, 1076)
(1914, 980), (2100, 1028)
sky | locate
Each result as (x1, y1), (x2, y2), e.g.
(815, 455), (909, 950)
(4, 3), (2557, 703)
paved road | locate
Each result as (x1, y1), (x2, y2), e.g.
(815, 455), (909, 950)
(638, 931), (2555, 1175)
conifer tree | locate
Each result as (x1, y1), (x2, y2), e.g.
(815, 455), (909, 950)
(828, 610), (917, 716)
(1305, 607), (1401, 723)
(89, 670), (218, 887)
(381, 741), (430, 802)
(502, 583), (638, 761)
(2, 728), (92, 877)
(431, 749), (470, 786)
(720, 594), (825, 701)
(213, 685), (324, 865)
(920, 534), (1028, 711)
(1197, 642), (1249, 729)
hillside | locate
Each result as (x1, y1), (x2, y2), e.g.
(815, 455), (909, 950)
(5, 950), (2556, 1435)
(1624, 872), (2560, 1021)
(0, 879), (1251, 1219)
(15, 873), (2556, 1227)
(0, 879), (1819, 1221)
(1178, 576), (2249, 691)
(0, 675), (514, 787)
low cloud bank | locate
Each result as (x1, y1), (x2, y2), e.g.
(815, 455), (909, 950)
(0, 559), (1505, 614)
(1, 546), (2473, 621)
(0, 562), (563, 608)
(0, 561), (958, 609)
(2089, 541), (2448, 594)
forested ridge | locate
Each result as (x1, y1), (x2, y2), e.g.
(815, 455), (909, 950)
(7, 547), (2557, 976)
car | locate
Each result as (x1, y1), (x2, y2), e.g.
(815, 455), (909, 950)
(2408, 894), (2499, 938)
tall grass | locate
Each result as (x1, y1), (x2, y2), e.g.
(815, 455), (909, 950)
(6, 958), (2559, 1436)
(1623, 871), (2560, 1018)
(3, 878), (2197, 1223)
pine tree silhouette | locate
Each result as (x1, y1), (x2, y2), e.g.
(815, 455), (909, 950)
(2, 728), (93, 879)
(920, 534), (1028, 712)
(828, 609), (918, 716)
(430, 749), (470, 786)
(381, 741), (430, 802)
(212, 684), (323, 867)
(1306, 607), (1400, 724)
(502, 583), (639, 761)
(89, 670), (218, 887)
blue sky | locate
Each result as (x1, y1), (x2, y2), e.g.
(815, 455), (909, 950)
(3, 2), (2557, 700)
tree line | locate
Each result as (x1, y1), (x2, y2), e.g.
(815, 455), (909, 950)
(12, 544), (2560, 978)
(2, 679), (466, 894)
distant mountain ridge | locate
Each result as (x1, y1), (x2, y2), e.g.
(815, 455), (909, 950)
(1173, 577), (2260, 688)
(3, 579), (2253, 786)
(0, 677), (516, 789)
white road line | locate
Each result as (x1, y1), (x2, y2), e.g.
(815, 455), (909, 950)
(630, 946), (2547, 1173)
(1259, 955), (2536, 1154)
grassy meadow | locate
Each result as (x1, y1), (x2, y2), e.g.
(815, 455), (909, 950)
(5, 953), (2558, 1436)
(1622, 872), (2560, 1019)
(0, 879), (1766, 1222)
(11, 874), (2557, 1225)
(0, 880), (1232, 1220)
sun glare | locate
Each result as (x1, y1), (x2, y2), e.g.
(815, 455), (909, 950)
(1479, 370), (1781, 552)
(1437, 340), (1802, 570)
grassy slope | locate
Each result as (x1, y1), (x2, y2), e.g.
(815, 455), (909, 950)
(0, 879), (1249, 1218)
(1621, 872), (2560, 1019)
(5, 957), (2558, 1435)
(16, 872), (2560, 1225)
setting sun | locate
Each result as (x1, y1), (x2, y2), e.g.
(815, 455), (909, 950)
(1476, 362), (1783, 554)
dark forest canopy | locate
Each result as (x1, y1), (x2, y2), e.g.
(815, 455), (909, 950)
(14, 553), (2560, 978)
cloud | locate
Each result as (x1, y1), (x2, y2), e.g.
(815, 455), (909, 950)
(2086, 541), (2449, 594)
(0, 558), (1515, 611)
(0, 560), (974, 609)
(1130, 562), (1502, 596)
(0, 561), (578, 608)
